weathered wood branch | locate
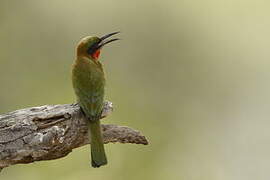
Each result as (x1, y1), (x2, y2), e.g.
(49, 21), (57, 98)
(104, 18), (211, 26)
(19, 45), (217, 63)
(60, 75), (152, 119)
(0, 101), (148, 169)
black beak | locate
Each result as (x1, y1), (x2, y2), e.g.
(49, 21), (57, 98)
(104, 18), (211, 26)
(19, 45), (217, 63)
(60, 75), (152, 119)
(97, 31), (120, 49)
(87, 32), (120, 55)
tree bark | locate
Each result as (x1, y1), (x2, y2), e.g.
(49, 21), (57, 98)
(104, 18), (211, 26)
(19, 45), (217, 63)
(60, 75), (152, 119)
(0, 101), (148, 169)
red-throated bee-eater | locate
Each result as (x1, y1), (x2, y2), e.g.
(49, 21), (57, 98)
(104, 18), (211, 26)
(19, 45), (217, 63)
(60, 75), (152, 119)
(72, 32), (119, 167)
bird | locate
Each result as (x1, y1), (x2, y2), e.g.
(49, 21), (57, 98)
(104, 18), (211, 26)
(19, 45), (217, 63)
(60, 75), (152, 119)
(72, 32), (120, 168)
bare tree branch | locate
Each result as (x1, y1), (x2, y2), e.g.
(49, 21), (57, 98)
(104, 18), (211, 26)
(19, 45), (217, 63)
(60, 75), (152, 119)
(0, 101), (148, 169)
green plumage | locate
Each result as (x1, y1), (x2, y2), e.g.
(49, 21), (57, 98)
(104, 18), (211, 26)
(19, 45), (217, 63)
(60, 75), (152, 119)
(72, 56), (105, 119)
(72, 36), (107, 168)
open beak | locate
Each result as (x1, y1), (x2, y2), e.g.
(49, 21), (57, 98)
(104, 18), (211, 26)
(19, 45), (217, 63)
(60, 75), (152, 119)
(97, 31), (120, 49)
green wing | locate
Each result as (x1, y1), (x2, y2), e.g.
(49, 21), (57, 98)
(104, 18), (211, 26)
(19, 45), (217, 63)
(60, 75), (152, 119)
(72, 59), (105, 120)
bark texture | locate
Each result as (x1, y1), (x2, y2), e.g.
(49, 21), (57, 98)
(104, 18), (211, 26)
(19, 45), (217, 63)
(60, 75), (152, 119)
(0, 102), (148, 169)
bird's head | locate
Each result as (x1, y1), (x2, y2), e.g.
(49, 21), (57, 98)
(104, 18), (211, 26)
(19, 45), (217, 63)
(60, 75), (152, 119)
(76, 32), (120, 61)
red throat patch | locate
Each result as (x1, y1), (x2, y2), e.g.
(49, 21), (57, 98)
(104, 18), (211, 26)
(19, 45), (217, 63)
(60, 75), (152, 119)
(92, 50), (101, 60)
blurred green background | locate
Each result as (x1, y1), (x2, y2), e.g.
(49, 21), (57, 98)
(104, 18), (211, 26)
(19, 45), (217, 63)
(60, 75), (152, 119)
(1, 0), (270, 179)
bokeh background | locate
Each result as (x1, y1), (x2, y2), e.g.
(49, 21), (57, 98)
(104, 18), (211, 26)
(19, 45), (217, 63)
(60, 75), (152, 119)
(1, 0), (270, 179)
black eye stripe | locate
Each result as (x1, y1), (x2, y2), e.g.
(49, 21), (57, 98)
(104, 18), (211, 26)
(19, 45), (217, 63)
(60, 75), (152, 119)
(87, 40), (101, 55)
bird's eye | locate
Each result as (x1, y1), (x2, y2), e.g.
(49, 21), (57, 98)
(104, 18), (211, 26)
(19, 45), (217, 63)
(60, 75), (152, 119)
(87, 41), (100, 55)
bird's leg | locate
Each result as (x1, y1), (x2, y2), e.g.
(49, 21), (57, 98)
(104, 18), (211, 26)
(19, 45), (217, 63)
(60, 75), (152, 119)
(77, 101), (113, 120)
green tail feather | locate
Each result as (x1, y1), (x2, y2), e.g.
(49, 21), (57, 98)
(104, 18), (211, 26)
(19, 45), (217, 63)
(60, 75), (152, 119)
(89, 120), (107, 168)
